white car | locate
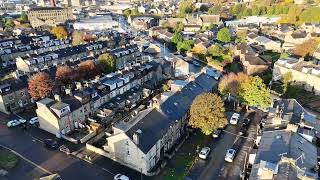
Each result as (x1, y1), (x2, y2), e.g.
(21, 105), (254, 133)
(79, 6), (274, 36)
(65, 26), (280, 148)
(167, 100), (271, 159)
(29, 117), (39, 125)
(230, 113), (240, 125)
(225, 149), (236, 162)
(7, 120), (21, 127)
(198, 147), (211, 160)
(114, 174), (129, 180)
(19, 118), (27, 123)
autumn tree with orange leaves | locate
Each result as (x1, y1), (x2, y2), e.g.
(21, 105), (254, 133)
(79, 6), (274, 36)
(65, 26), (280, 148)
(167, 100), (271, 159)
(218, 72), (249, 97)
(77, 60), (99, 79)
(28, 72), (54, 100)
(293, 39), (319, 57)
(56, 65), (74, 84)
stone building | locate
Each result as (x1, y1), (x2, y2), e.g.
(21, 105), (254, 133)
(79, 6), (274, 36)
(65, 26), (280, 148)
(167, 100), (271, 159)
(27, 7), (73, 29)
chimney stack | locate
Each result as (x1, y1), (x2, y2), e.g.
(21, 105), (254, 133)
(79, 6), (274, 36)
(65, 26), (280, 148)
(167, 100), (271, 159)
(50, 0), (56, 7)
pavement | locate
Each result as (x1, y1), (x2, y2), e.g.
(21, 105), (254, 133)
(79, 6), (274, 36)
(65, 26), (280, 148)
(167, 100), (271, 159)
(0, 112), (144, 180)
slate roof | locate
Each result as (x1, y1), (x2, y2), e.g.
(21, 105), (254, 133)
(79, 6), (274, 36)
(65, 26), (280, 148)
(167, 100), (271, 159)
(124, 73), (217, 154)
(253, 130), (317, 179)
(125, 108), (171, 154)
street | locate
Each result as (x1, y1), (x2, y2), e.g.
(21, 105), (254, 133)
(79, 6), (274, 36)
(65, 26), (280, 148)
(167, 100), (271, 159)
(187, 110), (262, 180)
(0, 113), (145, 180)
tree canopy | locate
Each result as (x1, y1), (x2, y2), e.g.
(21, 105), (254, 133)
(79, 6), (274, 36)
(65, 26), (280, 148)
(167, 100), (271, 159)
(51, 26), (68, 40)
(238, 76), (272, 108)
(293, 39), (319, 57)
(72, 31), (85, 46)
(4, 19), (14, 29)
(218, 72), (249, 96)
(171, 32), (183, 44)
(217, 28), (231, 43)
(28, 72), (54, 100)
(179, 0), (193, 16)
(189, 93), (228, 135)
(208, 44), (223, 57)
(19, 12), (28, 22)
(173, 22), (184, 32)
(77, 60), (99, 79)
(98, 53), (116, 74)
(55, 65), (73, 84)
(177, 40), (193, 53)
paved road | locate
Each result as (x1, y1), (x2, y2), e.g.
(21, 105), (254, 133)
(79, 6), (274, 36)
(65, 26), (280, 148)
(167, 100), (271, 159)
(0, 114), (145, 180)
(187, 110), (250, 180)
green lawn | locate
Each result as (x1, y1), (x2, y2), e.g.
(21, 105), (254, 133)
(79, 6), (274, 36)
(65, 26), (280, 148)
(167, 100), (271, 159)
(0, 151), (19, 169)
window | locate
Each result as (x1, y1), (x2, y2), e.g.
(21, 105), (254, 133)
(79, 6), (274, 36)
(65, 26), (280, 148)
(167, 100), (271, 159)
(127, 151), (130, 155)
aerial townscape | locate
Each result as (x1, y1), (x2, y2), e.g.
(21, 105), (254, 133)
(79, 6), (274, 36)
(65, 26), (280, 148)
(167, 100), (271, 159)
(1, 0), (320, 180)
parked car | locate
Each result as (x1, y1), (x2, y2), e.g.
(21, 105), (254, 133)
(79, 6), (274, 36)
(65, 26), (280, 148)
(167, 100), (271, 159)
(7, 120), (21, 127)
(242, 118), (251, 126)
(59, 145), (71, 155)
(230, 113), (240, 125)
(198, 147), (211, 160)
(225, 149), (236, 162)
(19, 118), (27, 124)
(44, 139), (59, 149)
(193, 61), (200, 66)
(114, 174), (129, 180)
(29, 117), (39, 125)
(212, 129), (222, 138)
(238, 126), (247, 136)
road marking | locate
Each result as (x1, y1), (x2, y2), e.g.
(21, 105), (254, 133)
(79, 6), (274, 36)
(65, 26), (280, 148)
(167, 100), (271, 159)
(0, 145), (54, 175)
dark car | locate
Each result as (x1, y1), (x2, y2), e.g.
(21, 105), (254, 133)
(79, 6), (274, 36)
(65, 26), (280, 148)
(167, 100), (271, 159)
(44, 139), (59, 149)
(242, 118), (251, 126)
(212, 129), (222, 138)
(238, 126), (247, 136)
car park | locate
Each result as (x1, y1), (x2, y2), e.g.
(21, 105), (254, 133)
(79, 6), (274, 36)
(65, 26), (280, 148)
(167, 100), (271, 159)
(7, 120), (21, 127)
(44, 139), (59, 149)
(212, 129), (222, 138)
(230, 113), (240, 125)
(114, 174), (129, 180)
(29, 117), (39, 125)
(198, 147), (211, 159)
(225, 149), (236, 162)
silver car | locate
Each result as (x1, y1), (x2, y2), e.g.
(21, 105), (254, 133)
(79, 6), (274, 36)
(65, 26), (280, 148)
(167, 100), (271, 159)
(199, 147), (211, 160)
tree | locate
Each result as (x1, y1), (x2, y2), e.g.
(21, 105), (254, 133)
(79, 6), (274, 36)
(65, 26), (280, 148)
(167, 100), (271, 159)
(162, 84), (170, 92)
(4, 19), (14, 29)
(208, 44), (223, 57)
(189, 93), (228, 135)
(28, 72), (54, 100)
(293, 39), (319, 57)
(238, 76), (272, 108)
(191, 44), (207, 56)
(19, 12), (28, 22)
(77, 60), (98, 79)
(56, 65), (73, 84)
(173, 22), (184, 32)
(161, 20), (170, 28)
(218, 72), (249, 96)
(123, 9), (131, 17)
(299, 7), (320, 23)
(98, 53), (116, 74)
(177, 40), (193, 53)
(282, 71), (292, 93)
(208, 5), (222, 14)
(72, 31), (85, 46)
(199, 4), (209, 12)
(179, 0), (193, 16)
(217, 27), (231, 43)
(171, 32), (183, 44)
(51, 26), (68, 40)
